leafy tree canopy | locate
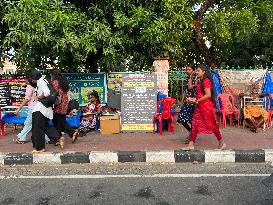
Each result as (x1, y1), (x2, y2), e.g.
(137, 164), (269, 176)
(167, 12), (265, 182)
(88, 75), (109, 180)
(1, 0), (273, 72)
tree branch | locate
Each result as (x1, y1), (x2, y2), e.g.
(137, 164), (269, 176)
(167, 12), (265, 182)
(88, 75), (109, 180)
(192, 0), (221, 69)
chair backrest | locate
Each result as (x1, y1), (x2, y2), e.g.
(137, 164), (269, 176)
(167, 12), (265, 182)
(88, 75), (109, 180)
(160, 97), (176, 119)
(217, 93), (235, 112)
(242, 96), (266, 109)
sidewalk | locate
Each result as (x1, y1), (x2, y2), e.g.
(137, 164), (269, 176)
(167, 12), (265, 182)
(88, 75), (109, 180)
(1, 124), (273, 153)
(0, 124), (273, 165)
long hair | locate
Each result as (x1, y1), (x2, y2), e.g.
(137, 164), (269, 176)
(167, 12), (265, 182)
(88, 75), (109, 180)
(91, 90), (101, 104)
(28, 69), (42, 80)
(50, 68), (69, 92)
(27, 78), (37, 88)
(198, 64), (216, 104)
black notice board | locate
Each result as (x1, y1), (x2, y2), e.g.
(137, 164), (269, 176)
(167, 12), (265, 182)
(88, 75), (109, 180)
(121, 74), (157, 132)
(0, 76), (27, 106)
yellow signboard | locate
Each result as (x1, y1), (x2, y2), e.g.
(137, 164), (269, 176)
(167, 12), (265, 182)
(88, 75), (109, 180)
(122, 124), (154, 131)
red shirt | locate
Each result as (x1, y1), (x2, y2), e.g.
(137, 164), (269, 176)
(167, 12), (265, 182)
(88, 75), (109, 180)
(52, 79), (69, 114)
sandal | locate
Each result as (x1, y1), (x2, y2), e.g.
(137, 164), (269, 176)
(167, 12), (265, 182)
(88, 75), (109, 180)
(15, 139), (27, 144)
(184, 136), (190, 144)
(182, 146), (194, 151)
(72, 130), (79, 143)
(32, 149), (45, 154)
(59, 136), (65, 149)
(217, 143), (227, 150)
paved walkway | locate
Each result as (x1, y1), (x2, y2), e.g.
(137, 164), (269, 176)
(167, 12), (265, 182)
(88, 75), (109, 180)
(1, 123), (273, 153)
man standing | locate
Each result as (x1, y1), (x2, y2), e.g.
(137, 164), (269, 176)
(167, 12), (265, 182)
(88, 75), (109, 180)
(28, 69), (60, 153)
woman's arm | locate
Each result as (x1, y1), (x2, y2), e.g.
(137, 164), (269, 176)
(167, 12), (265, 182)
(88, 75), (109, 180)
(33, 92), (45, 101)
(15, 99), (30, 116)
(196, 88), (211, 103)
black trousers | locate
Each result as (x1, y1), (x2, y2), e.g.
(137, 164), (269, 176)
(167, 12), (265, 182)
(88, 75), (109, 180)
(181, 122), (192, 132)
(53, 112), (75, 137)
(32, 111), (60, 150)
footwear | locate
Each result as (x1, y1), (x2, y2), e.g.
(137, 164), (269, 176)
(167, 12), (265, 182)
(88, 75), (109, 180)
(218, 143), (227, 150)
(182, 146), (194, 151)
(15, 139), (27, 144)
(72, 130), (79, 143)
(184, 136), (190, 144)
(32, 149), (45, 154)
(59, 137), (65, 149)
(47, 141), (56, 145)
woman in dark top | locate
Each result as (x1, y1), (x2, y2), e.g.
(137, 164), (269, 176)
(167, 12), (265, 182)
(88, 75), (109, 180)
(51, 69), (79, 149)
(177, 65), (196, 144)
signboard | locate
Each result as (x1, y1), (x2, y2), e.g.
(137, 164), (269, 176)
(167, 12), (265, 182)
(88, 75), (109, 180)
(108, 73), (123, 92)
(121, 73), (157, 132)
(107, 72), (133, 110)
(154, 59), (169, 95)
(65, 73), (107, 105)
(0, 76), (27, 106)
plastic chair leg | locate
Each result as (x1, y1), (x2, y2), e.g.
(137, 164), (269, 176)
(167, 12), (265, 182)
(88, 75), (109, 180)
(153, 118), (156, 134)
(171, 119), (175, 134)
(222, 113), (226, 128)
(1, 122), (6, 136)
(159, 119), (163, 136)
(1, 122), (4, 136)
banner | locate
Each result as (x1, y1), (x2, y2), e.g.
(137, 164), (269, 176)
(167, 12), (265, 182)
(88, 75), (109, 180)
(0, 76), (27, 106)
(65, 73), (107, 105)
(219, 69), (266, 99)
(154, 59), (169, 95)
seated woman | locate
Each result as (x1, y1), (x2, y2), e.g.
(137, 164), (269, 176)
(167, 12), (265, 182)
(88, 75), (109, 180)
(79, 90), (101, 134)
(244, 105), (268, 133)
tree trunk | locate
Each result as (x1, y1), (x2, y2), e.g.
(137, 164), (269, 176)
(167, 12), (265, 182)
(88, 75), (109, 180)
(192, 0), (220, 69)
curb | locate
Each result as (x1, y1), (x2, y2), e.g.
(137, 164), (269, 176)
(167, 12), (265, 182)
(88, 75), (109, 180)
(0, 149), (273, 166)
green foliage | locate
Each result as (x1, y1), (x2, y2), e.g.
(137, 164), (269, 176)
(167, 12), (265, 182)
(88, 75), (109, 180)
(4, 0), (121, 72)
(203, 0), (273, 67)
(1, 0), (273, 72)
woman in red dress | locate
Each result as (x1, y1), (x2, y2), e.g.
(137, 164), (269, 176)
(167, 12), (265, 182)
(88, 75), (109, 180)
(183, 65), (226, 150)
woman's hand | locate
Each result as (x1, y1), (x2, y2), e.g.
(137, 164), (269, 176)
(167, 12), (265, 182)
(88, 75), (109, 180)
(32, 95), (39, 101)
(15, 109), (20, 116)
(186, 97), (197, 104)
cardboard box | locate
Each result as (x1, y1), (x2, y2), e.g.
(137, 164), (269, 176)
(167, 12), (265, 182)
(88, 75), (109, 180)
(100, 114), (121, 134)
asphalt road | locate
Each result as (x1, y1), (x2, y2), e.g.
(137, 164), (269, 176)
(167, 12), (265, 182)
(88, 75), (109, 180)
(0, 163), (273, 205)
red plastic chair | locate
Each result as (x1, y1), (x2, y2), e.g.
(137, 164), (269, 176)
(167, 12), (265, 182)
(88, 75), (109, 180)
(0, 106), (5, 137)
(153, 97), (176, 136)
(216, 94), (240, 128)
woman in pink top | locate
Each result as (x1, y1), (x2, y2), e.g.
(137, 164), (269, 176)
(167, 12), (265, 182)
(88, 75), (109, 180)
(15, 78), (49, 143)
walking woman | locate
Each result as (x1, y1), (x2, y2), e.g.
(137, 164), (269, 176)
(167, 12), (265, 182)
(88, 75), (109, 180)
(15, 78), (50, 144)
(177, 64), (196, 144)
(51, 69), (79, 149)
(183, 65), (226, 150)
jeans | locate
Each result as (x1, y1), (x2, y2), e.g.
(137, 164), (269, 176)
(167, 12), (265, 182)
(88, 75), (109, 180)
(17, 108), (50, 142)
